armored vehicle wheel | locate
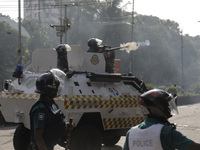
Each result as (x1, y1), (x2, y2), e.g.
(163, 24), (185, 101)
(102, 136), (121, 146)
(13, 124), (30, 150)
(70, 124), (102, 150)
(0, 111), (5, 125)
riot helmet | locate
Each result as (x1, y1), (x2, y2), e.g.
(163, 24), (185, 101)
(35, 72), (60, 98)
(55, 44), (71, 55)
(88, 38), (102, 52)
(140, 89), (178, 119)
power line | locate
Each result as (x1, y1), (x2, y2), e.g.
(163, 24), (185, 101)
(0, 5), (58, 11)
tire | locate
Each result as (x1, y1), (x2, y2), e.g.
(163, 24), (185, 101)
(69, 124), (102, 150)
(102, 136), (121, 146)
(13, 124), (30, 150)
(0, 111), (5, 125)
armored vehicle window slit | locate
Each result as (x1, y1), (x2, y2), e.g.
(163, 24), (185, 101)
(87, 82), (92, 87)
(79, 89), (82, 94)
(74, 82), (79, 86)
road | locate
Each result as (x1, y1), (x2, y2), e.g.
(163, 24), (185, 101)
(1, 103), (200, 150)
(0, 126), (125, 150)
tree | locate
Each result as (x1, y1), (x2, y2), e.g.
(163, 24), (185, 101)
(22, 20), (59, 52)
(67, 0), (127, 47)
(0, 21), (28, 88)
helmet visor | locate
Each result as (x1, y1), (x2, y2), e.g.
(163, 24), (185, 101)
(64, 44), (72, 52)
(50, 68), (66, 95)
(95, 38), (103, 46)
(168, 95), (179, 115)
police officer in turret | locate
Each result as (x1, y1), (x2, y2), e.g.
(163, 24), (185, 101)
(123, 89), (200, 150)
(55, 44), (71, 73)
(87, 38), (115, 73)
(29, 71), (66, 150)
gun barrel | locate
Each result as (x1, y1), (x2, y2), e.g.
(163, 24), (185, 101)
(106, 45), (128, 51)
(108, 47), (121, 51)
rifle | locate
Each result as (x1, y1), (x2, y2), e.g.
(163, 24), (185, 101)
(99, 40), (150, 53)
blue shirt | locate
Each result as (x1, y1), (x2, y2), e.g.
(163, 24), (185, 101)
(122, 117), (194, 150)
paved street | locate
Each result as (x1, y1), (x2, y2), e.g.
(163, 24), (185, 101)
(0, 125), (125, 150)
(1, 103), (200, 149)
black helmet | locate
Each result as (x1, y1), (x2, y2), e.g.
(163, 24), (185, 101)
(140, 89), (178, 119)
(55, 44), (71, 55)
(88, 38), (102, 51)
(35, 72), (60, 98)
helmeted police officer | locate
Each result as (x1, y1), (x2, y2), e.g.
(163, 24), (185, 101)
(87, 38), (115, 73)
(55, 44), (71, 73)
(87, 38), (103, 52)
(29, 71), (66, 150)
(123, 89), (200, 150)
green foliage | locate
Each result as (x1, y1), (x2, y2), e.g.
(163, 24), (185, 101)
(157, 85), (167, 91)
(0, 21), (28, 91)
(22, 20), (59, 52)
(167, 85), (178, 96)
(0, 22), (22, 80)
(189, 83), (200, 94)
(146, 84), (155, 90)
(23, 49), (31, 65)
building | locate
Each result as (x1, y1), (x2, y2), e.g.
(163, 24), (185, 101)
(24, 0), (69, 23)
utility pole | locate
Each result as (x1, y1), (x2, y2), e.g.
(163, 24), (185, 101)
(12, 0), (23, 80)
(129, 0), (134, 73)
(18, 0), (22, 65)
(64, 5), (67, 43)
(38, 0), (41, 25)
(50, 2), (80, 44)
(131, 0), (134, 41)
(181, 30), (184, 93)
(59, 0), (63, 44)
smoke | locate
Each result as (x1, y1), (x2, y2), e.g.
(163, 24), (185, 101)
(137, 40), (150, 47)
(120, 40), (150, 53)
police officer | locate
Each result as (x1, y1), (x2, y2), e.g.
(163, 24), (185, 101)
(123, 89), (200, 150)
(29, 71), (66, 150)
(87, 38), (115, 73)
(55, 44), (71, 73)
(87, 38), (103, 52)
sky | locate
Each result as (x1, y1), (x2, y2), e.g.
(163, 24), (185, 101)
(123, 0), (200, 36)
(1, 0), (200, 36)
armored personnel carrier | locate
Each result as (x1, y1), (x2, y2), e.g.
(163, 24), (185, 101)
(0, 45), (147, 150)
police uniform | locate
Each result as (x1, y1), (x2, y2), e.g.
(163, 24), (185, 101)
(123, 117), (194, 150)
(87, 46), (115, 73)
(30, 95), (66, 150)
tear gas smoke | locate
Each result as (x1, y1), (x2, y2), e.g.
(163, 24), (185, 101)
(120, 40), (150, 53)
